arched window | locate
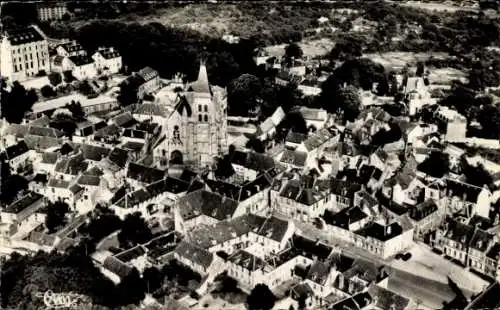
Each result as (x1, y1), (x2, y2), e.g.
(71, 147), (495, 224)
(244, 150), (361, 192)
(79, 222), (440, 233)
(204, 115), (208, 122)
(204, 105), (208, 112)
(198, 115), (202, 122)
(198, 105), (202, 112)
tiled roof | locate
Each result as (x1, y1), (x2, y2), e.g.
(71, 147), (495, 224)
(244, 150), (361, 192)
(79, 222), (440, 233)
(302, 127), (336, 151)
(134, 103), (168, 117)
(68, 55), (94, 67)
(5, 124), (29, 138)
(103, 256), (133, 278)
(114, 245), (146, 263)
(53, 55), (65, 66)
(4, 191), (43, 214)
(4, 140), (29, 159)
(94, 124), (121, 139)
(469, 228), (492, 252)
(97, 47), (120, 59)
(306, 260), (331, 285)
(29, 126), (64, 138)
(443, 219), (475, 246)
(121, 141), (144, 152)
(230, 151), (276, 172)
(174, 241), (213, 269)
(355, 222), (404, 242)
(112, 112), (137, 128)
(291, 234), (333, 261)
(280, 149), (307, 167)
(75, 143), (110, 161)
(330, 179), (361, 200)
(126, 163), (165, 184)
(77, 175), (100, 186)
(138, 67), (159, 82)
(55, 153), (88, 175)
(177, 190), (239, 221)
(408, 200), (438, 222)
(7, 26), (44, 45)
(108, 148), (129, 168)
(323, 206), (368, 229)
(257, 216), (290, 243)
(25, 135), (62, 151)
(445, 179), (483, 203)
(228, 250), (266, 272)
(286, 131), (308, 144)
(58, 41), (84, 53)
(367, 284), (410, 310)
(41, 152), (59, 164)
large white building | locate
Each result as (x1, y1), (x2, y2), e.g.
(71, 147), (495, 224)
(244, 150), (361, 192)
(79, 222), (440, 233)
(159, 62), (228, 167)
(37, 3), (68, 22)
(0, 25), (50, 82)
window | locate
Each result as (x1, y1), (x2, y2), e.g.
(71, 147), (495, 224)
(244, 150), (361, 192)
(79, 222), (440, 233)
(198, 115), (202, 122)
(30, 54), (32, 60)
(198, 105), (202, 112)
(204, 115), (208, 122)
(14, 65), (17, 72)
(30, 62), (33, 68)
(204, 105), (208, 112)
(19, 64), (22, 70)
(25, 55), (27, 61)
(173, 125), (180, 140)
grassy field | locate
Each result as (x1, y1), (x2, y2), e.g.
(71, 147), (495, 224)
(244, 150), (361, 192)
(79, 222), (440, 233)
(364, 52), (450, 70)
(264, 38), (335, 58)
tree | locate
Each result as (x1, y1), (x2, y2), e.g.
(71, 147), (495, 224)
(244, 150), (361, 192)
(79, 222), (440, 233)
(416, 61), (425, 77)
(328, 35), (363, 61)
(45, 200), (70, 233)
(41, 85), (56, 98)
(377, 74), (390, 96)
(477, 104), (500, 139)
(1, 80), (37, 123)
(118, 212), (153, 249)
(247, 284), (276, 310)
(417, 151), (450, 178)
(82, 212), (122, 242)
(63, 70), (74, 83)
(461, 159), (493, 187)
(275, 111), (308, 141)
(78, 80), (94, 96)
(246, 137), (265, 153)
(48, 72), (62, 87)
(0, 161), (28, 204)
(142, 267), (163, 294)
(227, 74), (262, 116)
(337, 85), (361, 122)
(284, 42), (303, 63)
(67, 101), (85, 119)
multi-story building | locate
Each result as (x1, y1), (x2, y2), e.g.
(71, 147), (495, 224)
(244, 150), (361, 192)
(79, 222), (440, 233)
(0, 25), (50, 82)
(92, 47), (122, 74)
(37, 3), (68, 22)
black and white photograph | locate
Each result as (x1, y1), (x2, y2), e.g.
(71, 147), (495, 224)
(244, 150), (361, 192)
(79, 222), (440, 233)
(1, 0), (500, 309)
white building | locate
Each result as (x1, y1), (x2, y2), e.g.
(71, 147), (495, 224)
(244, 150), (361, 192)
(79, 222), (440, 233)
(0, 25), (50, 82)
(92, 47), (122, 75)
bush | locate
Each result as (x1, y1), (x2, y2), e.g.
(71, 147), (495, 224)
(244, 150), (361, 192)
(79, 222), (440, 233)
(40, 85), (56, 97)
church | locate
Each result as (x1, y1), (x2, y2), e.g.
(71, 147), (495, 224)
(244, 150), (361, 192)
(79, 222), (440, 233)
(162, 62), (228, 168)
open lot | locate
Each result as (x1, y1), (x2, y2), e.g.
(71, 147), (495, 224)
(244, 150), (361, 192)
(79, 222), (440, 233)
(364, 52), (449, 70)
(264, 38), (335, 58)
(393, 0), (479, 13)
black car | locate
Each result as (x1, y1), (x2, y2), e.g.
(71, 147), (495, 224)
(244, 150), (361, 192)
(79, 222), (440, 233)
(402, 252), (412, 261)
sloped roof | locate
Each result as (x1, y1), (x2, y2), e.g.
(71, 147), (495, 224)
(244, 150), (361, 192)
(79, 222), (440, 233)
(134, 103), (168, 117)
(280, 149), (307, 167)
(188, 62), (211, 94)
(103, 256), (133, 278)
(68, 55), (94, 67)
(177, 190), (239, 221)
(174, 241), (213, 269)
(4, 140), (29, 159)
(126, 163), (165, 184)
(228, 250), (266, 272)
(306, 260), (331, 285)
(257, 216), (290, 242)
(7, 26), (44, 45)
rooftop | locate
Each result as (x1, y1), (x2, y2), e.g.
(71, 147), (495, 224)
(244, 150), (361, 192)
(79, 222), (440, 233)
(6, 26), (45, 46)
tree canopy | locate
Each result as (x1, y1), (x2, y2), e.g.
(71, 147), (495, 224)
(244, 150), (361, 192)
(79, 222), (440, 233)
(118, 212), (153, 249)
(45, 200), (70, 233)
(417, 151), (450, 178)
(1, 80), (38, 124)
(247, 284), (276, 310)
(227, 74), (262, 116)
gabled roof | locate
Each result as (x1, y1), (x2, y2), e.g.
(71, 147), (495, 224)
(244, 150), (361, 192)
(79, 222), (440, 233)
(4, 140), (29, 160)
(41, 152), (59, 164)
(367, 284), (410, 310)
(174, 241), (213, 269)
(280, 149), (307, 167)
(137, 67), (159, 82)
(306, 260), (331, 285)
(75, 143), (110, 161)
(126, 163), (165, 184)
(443, 219), (475, 246)
(469, 228), (492, 252)
(257, 216), (290, 243)
(134, 103), (168, 117)
(108, 148), (129, 168)
(408, 200), (438, 222)
(103, 256), (133, 278)
(68, 55), (94, 67)
(177, 190), (239, 221)
(230, 150), (276, 172)
(445, 179), (483, 203)
(55, 152), (88, 175)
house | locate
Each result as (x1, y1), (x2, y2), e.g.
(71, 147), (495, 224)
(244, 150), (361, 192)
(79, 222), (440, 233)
(37, 2), (68, 21)
(299, 107), (329, 131)
(67, 55), (98, 80)
(1, 140), (32, 173)
(257, 106), (285, 140)
(126, 163), (165, 188)
(92, 47), (122, 74)
(285, 131), (308, 150)
(434, 106), (467, 142)
(56, 40), (86, 57)
(330, 179), (362, 211)
(0, 191), (46, 238)
(32, 178), (86, 210)
(441, 178), (492, 218)
(137, 67), (161, 98)
(279, 149), (308, 170)
(406, 200), (444, 241)
(0, 25), (50, 82)
(467, 228), (495, 275)
(228, 150), (277, 183)
(438, 218), (475, 265)
(353, 219), (414, 259)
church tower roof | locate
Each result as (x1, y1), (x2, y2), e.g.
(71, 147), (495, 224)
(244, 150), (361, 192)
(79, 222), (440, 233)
(188, 61), (211, 94)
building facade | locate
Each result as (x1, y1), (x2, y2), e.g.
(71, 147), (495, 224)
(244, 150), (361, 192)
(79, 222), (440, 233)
(0, 26), (50, 82)
(163, 62), (228, 167)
